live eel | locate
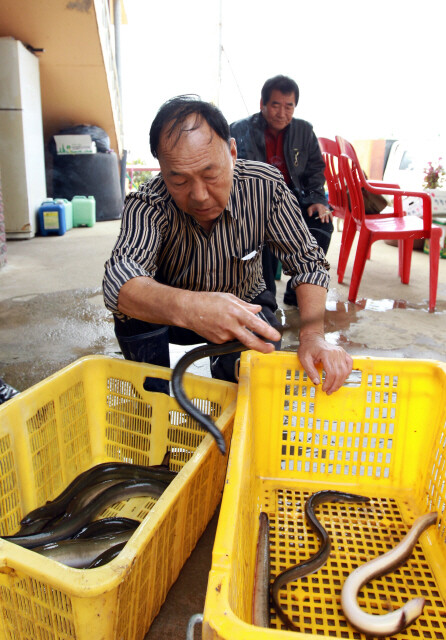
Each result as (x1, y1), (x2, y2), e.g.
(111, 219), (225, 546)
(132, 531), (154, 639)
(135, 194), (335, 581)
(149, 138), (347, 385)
(88, 540), (128, 568)
(252, 512), (270, 627)
(20, 462), (176, 529)
(72, 517), (140, 539)
(271, 490), (371, 631)
(341, 511), (437, 637)
(172, 327), (285, 455)
(46, 478), (128, 528)
(2, 479), (166, 549)
(34, 530), (134, 568)
(172, 341), (247, 455)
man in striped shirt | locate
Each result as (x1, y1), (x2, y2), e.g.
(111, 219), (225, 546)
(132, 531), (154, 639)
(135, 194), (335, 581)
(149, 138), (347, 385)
(103, 96), (352, 393)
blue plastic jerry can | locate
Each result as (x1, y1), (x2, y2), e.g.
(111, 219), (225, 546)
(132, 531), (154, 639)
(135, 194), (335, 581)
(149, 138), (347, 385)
(37, 200), (67, 236)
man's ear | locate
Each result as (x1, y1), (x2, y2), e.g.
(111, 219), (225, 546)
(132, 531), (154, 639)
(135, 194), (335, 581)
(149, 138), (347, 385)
(230, 137), (237, 164)
(260, 98), (264, 110)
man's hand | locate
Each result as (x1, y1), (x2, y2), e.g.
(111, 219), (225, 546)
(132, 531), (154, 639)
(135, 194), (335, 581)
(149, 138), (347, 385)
(298, 332), (353, 395)
(187, 291), (281, 353)
(307, 203), (333, 223)
(295, 283), (352, 394)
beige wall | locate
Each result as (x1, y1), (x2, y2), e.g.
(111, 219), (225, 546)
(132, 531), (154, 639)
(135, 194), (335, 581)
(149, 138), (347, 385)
(0, 0), (121, 156)
(354, 139), (387, 180)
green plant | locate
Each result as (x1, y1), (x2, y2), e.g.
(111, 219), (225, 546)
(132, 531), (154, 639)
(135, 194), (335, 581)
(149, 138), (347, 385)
(423, 159), (445, 190)
(127, 159), (153, 191)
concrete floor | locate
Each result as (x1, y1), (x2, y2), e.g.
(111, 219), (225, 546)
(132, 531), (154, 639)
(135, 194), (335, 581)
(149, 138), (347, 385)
(1, 220), (446, 639)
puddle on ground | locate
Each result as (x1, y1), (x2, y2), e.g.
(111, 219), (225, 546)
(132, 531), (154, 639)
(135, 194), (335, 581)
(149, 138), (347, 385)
(1, 288), (445, 392)
(280, 296), (446, 363)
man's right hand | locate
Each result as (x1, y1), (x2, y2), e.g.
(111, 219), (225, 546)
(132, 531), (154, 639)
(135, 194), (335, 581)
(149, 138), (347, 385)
(187, 291), (281, 353)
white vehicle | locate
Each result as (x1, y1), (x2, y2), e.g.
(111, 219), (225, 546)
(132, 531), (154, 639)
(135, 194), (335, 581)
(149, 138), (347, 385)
(382, 138), (446, 191)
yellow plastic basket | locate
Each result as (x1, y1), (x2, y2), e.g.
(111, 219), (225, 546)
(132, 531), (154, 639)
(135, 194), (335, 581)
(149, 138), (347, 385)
(0, 355), (237, 640)
(203, 352), (446, 639)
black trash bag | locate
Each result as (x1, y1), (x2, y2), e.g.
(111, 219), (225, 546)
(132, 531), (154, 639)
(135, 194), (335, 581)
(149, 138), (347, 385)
(49, 124), (111, 155)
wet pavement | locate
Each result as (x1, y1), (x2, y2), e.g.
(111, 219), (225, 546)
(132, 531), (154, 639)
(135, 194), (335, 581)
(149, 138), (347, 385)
(0, 220), (445, 639)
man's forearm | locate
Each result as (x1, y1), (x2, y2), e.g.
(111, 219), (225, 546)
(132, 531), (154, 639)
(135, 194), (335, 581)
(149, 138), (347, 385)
(117, 276), (193, 328)
(295, 283), (327, 338)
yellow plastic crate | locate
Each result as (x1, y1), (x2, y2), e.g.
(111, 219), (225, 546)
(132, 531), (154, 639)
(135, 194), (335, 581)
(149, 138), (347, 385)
(0, 355), (237, 640)
(203, 352), (446, 639)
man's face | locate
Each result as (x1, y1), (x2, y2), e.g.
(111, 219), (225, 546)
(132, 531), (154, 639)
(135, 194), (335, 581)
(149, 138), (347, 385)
(260, 89), (296, 135)
(158, 118), (237, 230)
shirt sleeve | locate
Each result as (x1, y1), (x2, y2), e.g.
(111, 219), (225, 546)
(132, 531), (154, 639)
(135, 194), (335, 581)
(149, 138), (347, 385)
(102, 191), (166, 316)
(266, 178), (331, 290)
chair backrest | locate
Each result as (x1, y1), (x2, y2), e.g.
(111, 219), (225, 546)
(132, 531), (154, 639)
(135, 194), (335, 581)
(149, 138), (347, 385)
(318, 137), (349, 216)
(336, 135), (367, 225)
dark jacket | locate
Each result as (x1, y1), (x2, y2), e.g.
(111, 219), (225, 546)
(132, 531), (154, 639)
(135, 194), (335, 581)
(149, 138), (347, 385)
(230, 112), (327, 211)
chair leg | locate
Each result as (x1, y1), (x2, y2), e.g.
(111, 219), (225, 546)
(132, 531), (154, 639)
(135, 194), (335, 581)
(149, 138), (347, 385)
(400, 239), (414, 284)
(348, 229), (372, 303)
(338, 217), (356, 283)
(428, 228), (441, 312)
(398, 239), (403, 278)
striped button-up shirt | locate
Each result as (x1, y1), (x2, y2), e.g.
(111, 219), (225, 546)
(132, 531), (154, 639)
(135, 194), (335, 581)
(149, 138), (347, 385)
(103, 159), (330, 319)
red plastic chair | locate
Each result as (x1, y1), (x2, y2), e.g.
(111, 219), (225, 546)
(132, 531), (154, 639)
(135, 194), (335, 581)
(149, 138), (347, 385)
(334, 136), (407, 282)
(318, 137), (354, 276)
(319, 137), (397, 276)
(318, 137), (349, 223)
(336, 135), (442, 312)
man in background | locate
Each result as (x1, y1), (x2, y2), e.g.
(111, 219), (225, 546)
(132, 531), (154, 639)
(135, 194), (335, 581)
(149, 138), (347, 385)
(230, 75), (333, 305)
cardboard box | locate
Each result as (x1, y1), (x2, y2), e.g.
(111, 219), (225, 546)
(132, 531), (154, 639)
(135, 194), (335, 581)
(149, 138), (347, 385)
(53, 134), (97, 155)
(404, 189), (446, 217)
(424, 218), (446, 258)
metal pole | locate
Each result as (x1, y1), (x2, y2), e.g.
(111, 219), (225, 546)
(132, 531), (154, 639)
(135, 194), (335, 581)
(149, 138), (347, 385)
(113, 0), (126, 200)
(113, 0), (122, 96)
(216, 0), (222, 106)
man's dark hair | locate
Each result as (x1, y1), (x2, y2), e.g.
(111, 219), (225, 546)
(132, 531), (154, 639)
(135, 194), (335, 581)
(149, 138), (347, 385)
(261, 75), (299, 106)
(150, 95), (231, 158)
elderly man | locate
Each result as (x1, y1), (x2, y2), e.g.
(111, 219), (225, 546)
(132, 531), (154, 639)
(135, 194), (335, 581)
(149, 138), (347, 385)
(103, 95), (352, 393)
(230, 75), (333, 304)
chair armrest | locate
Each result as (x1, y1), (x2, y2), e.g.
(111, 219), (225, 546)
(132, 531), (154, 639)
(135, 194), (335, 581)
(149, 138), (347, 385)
(361, 182), (433, 226)
(368, 180), (401, 189)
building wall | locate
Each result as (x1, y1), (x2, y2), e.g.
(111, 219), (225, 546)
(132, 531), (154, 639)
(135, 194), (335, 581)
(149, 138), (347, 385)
(0, 0), (122, 156)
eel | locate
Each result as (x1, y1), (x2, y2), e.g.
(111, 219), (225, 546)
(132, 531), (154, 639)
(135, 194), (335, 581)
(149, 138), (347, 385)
(19, 461), (176, 528)
(171, 327), (286, 455)
(341, 511), (438, 636)
(72, 517), (140, 539)
(2, 479), (166, 549)
(33, 530), (134, 568)
(271, 490), (371, 631)
(87, 541), (128, 568)
(252, 512), (270, 627)
(171, 341), (247, 455)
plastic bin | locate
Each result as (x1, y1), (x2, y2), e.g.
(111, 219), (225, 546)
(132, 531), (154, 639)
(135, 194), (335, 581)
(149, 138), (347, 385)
(203, 352), (446, 639)
(72, 195), (96, 227)
(37, 200), (67, 236)
(52, 153), (123, 221)
(0, 356), (237, 640)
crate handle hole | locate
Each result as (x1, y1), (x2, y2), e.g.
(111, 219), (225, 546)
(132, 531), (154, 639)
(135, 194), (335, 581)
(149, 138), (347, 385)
(342, 369), (363, 388)
(143, 376), (170, 394)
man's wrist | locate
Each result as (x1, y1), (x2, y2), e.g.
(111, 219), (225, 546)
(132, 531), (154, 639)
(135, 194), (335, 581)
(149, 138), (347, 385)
(299, 330), (325, 342)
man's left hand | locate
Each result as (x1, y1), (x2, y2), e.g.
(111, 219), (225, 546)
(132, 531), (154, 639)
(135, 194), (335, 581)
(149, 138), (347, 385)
(307, 203), (333, 223)
(297, 333), (353, 395)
